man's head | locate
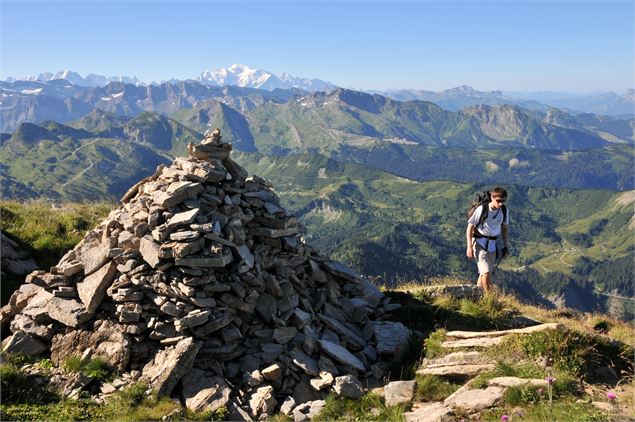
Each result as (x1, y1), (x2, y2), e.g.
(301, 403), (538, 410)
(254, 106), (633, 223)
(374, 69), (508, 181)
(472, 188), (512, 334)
(490, 186), (507, 209)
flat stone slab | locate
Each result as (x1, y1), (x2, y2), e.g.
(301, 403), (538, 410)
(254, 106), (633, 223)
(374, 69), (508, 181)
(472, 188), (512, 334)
(487, 376), (549, 388)
(167, 208), (200, 228)
(444, 386), (505, 412)
(442, 336), (505, 349)
(417, 363), (495, 377)
(405, 402), (453, 422)
(319, 339), (365, 372)
(421, 351), (488, 367)
(445, 323), (561, 339)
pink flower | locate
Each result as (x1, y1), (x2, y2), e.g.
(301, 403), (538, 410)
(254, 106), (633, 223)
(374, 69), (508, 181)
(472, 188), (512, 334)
(537, 387), (544, 395)
(607, 391), (617, 401)
(501, 415), (509, 422)
(545, 376), (555, 384)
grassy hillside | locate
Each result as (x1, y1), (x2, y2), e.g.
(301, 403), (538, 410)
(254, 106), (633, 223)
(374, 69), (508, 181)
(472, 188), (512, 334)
(234, 152), (634, 315)
(0, 115), (204, 201)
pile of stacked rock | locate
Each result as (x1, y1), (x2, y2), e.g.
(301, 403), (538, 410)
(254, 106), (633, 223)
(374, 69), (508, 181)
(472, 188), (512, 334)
(1, 129), (409, 420)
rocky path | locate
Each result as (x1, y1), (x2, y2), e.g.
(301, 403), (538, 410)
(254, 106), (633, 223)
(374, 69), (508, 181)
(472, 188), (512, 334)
(381, 322), (560, 422)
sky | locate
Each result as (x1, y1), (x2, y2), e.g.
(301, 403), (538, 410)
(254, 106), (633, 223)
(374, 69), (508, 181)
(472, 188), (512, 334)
(0, 0), (633, 92)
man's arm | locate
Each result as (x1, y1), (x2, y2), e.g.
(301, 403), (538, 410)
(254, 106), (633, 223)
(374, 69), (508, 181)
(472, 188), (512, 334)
(466, 223), (475, 258)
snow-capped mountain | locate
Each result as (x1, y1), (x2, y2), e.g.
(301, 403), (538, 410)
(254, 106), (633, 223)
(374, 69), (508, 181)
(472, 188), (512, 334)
(6, 70), (143, 87)
(196, 63), (335, 92)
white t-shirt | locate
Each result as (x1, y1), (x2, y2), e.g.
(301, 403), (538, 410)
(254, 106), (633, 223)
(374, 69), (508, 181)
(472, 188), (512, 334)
(468, 204), (509, 252)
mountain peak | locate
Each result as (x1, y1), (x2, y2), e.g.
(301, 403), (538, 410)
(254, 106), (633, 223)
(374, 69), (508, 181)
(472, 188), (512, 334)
(197, 64), (334, 92)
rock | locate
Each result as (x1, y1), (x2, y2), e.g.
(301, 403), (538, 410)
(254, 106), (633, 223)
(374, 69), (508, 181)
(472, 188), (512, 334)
(404, 402), (453, 422)
(182, 370), (231, 413)
(310, 371), (334, 391)
(443, 386), (505, 412)
(51, 320), (132, 372)
(77, 261), (118, 313)
(10, 314), (53, 340)
(417, 364), (494, 377)
(261, 363), (282, 384)
(1, 331), (47, 356)
(323, 261), (361, 282)
(319, 340), (365, 372)
(293, 399), (326, 422)
(487, 377), (549, 388)
(167, 208), (200, 228)
(445, 323), (562, 339)
(421, 351), (488, 367)
(249, 385), (277, 418)
(333, 374), (364, 398)
(140, 337), (200, 396)
(139, 236), (162, 269)
(47, 297), (92, 328)
(372, 321), (410, 356)
(76, 231), (111, 275)
(291, 349), (320, 376)
(273, 326), (297, 344)
(280, 397), (296, 416)
(384, 380), (416, 406)
(442, 336), (505, 349)
(1, 232), (38, 276)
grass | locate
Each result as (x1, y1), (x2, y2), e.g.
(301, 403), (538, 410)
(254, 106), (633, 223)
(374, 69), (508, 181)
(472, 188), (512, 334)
(312, 393), (406, 422)
(62, 355), (115, 382)
(415, 374), (461, 402)
(0, 199), (112, 268)
(423, 329), (447, 359)
(0, 379), (226, 422)
(481, 399), (606, 421)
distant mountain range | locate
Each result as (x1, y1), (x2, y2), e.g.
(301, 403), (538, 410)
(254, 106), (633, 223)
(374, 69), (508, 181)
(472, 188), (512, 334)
(4, 64), (633, 116)
(5, 69), (143, 87)
(375, 85), (635, 117)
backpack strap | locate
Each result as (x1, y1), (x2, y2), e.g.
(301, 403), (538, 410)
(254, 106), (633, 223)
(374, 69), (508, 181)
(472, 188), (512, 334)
(477, 203), (488, 228)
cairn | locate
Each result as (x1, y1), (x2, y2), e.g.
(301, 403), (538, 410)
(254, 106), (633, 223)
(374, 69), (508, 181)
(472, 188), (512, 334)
(0, 129), (409, 420)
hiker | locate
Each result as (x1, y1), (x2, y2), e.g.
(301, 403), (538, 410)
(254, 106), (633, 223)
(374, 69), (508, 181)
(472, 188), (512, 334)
(466, 187), (510, 294)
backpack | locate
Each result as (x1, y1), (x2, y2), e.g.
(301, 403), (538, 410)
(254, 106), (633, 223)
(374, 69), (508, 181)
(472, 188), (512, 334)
(466, 190), (507, 229)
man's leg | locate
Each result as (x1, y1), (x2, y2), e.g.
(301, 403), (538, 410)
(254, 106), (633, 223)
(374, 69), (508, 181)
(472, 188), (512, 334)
(481, 272), (492, 294)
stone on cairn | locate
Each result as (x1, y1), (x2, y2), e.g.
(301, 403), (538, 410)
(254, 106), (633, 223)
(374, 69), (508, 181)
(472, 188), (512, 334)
(1, 129), (408, 419)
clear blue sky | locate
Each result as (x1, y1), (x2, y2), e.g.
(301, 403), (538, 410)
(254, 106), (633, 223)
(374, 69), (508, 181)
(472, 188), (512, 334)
(1, 0), (633, 92)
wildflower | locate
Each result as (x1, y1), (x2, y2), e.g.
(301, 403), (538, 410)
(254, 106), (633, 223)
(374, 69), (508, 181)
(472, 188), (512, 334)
(607, 391), (617, 401)
(537, 387), (544, 395)
(501, 415), (509, 422)
(545, 376), (555, 384)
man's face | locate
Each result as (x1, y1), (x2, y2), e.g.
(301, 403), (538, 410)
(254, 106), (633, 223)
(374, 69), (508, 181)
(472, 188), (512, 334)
(490, 195), (506, 210)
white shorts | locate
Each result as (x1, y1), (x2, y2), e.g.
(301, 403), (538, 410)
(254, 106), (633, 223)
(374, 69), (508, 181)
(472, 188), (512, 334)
(474, 242), (496, 275)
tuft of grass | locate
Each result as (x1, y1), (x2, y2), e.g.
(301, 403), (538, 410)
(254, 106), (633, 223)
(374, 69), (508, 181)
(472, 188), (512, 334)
(415, 374), (461, 402)
(423, 329), (447, 359)
(63, 355), (115, 382)
(313, 393), (405, 422)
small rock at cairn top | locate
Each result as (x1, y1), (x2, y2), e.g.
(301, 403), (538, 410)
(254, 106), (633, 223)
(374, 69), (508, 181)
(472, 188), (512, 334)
(203, 128), (222, 145)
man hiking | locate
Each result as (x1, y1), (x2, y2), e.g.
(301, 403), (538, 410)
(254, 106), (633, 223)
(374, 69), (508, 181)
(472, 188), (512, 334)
(466, 187), (510, 294)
